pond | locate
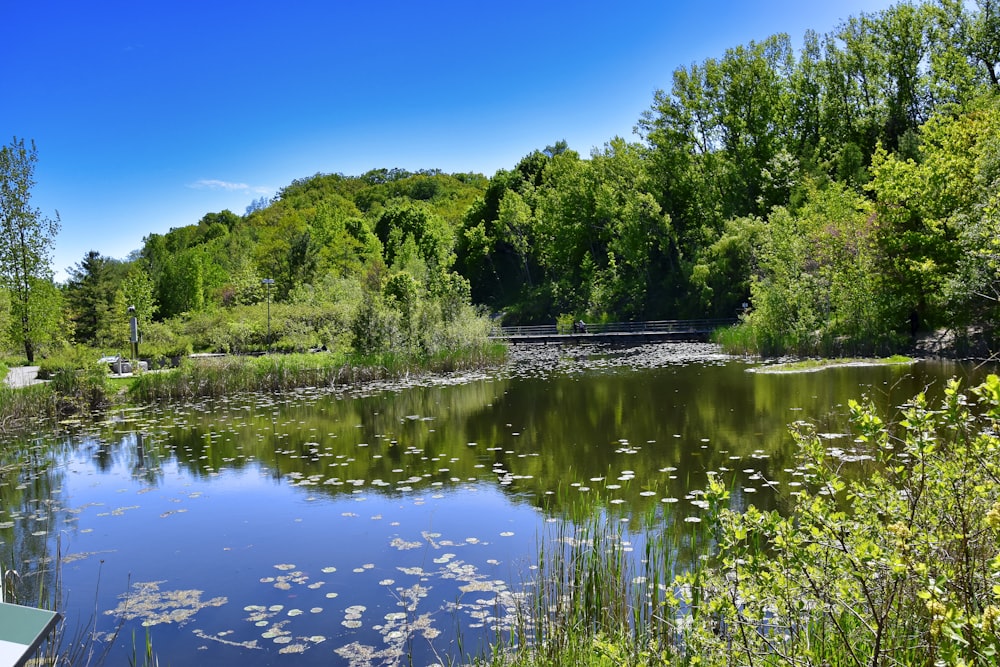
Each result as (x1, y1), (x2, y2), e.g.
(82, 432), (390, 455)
(0, 343), (993, 665)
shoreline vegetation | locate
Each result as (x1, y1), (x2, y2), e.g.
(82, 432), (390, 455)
(482, 374), (1000, 667)
(0, 338), (986, 437)
(0, 342), (507, 436)
(749, 354), (914, 374)
(2, 347), (999, 666)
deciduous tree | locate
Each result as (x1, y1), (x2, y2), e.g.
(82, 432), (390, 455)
(0, 138), (61, 362)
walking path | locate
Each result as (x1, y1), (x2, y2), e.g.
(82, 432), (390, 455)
(3, 366), (42, 388)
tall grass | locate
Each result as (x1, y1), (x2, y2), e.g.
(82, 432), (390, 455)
(714, 320), (909, 358)
(129, 344), (507, 402)
(711, 322), (759, 356)
(486, 512), (708, 667)
(487, 376), (1000, 667)
(0, 383), (59, 433)
(2, 536), (128, 667)
(0, 367), (114, 434)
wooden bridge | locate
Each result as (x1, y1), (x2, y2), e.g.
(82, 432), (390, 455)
(492, 319), (737, 344)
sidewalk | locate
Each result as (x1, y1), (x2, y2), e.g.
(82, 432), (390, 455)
(3, 366), (42, 388)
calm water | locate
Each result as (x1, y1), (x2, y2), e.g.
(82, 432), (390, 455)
(0, 344), (993, 665)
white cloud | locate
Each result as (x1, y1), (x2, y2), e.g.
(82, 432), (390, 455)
(189, 179), (270, 194)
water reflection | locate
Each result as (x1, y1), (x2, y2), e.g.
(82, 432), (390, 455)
(0, 346), (994, 665)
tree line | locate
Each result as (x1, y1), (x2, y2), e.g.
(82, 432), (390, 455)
(2, 0), (998, 361)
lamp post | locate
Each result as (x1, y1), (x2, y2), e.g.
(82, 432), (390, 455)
(262, 279), (274, 353)
(128, 305), (138, 362)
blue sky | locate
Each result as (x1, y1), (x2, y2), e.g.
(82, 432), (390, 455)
(4, 0), (898, 281)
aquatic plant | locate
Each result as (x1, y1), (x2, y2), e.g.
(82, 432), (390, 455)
(0, 382), (57, 432)
(487, 512), (700, 666)
(710, 321), (759, 357)
(488, 375), (1000, 666)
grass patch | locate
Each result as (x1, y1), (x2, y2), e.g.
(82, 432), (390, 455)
(0, 383), (58, 434)
(129, 344), (507, 402)
(751, 355), (914, 373)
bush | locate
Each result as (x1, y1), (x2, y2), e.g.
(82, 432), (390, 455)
(141, 320), (193, 362)
(36, 345), (96, 380)
(688, 375), (1000, 665)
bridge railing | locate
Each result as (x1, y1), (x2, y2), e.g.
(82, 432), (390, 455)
(496, 318), (737, 337)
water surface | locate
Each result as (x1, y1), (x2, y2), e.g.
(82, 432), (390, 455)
(0, 344), (991, 665)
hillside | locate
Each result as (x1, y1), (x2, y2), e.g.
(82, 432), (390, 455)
(42, 0), (1000, 359)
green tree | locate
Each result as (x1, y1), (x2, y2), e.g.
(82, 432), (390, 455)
(748, 181), (892, 354)
(963, 0), (1000, 90)
(0, 138), (61, 362)
(373, 201), (454, 288)
(64, 250), (126, 344)
(106, 265), (157, 354)
(869, 97), (1000, 330)
(455, 155), (549, 316)
(497, 190), (535, 287)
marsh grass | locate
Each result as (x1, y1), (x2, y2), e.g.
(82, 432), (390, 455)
(129, 344), (507, 402)
(711, 322), (759, 356)
(713, 320), (909, 358)
(0, 363), (115, 434)
(487, 512), (705, 667)
(2, 537), (130, 667)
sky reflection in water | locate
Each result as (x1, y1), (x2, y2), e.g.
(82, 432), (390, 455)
(0, 344), (992, 665)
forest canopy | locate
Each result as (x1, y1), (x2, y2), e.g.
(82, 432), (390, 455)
(7, 0), (1000, 360)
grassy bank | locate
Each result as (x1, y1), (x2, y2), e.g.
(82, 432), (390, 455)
(485, 375), (1000, 666)
(712, 321), (909, 358)
(0, 343), (506, 436)
(128, 343), (506, 402)
(752, 354), (914, 373)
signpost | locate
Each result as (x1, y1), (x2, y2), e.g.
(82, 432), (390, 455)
(0, 601), (60, 667)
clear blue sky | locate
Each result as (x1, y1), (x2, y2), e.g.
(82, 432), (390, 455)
(4, 0), (898, 281)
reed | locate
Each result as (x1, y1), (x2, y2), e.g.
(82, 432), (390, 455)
(487, 513), (695, 667)
(711, 322), (759, 356)
(129, 344), (507, 402)
(0, 383), (59, 433)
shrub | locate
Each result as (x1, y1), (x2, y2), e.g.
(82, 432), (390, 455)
(688, 375), (1000, 665)
(36, 346), (97, 380)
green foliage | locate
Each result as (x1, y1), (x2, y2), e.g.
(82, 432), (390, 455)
(48, 363), (111, 414)
(493, 376), (1000, 667)
(106, 265), (156, 354)
(0, 138), (61, 362)
(35, 348), (83, 380)
(138, 320), (192, 365)
(685, 376), (1000, 665)
(10, 277), (68, 360)
(746, 181), (898, 355)
(128, 345), (506, 403)
(64, 250), (128, 345)
(689, 215), (765, 317)
(870, 97), (1000, 330)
